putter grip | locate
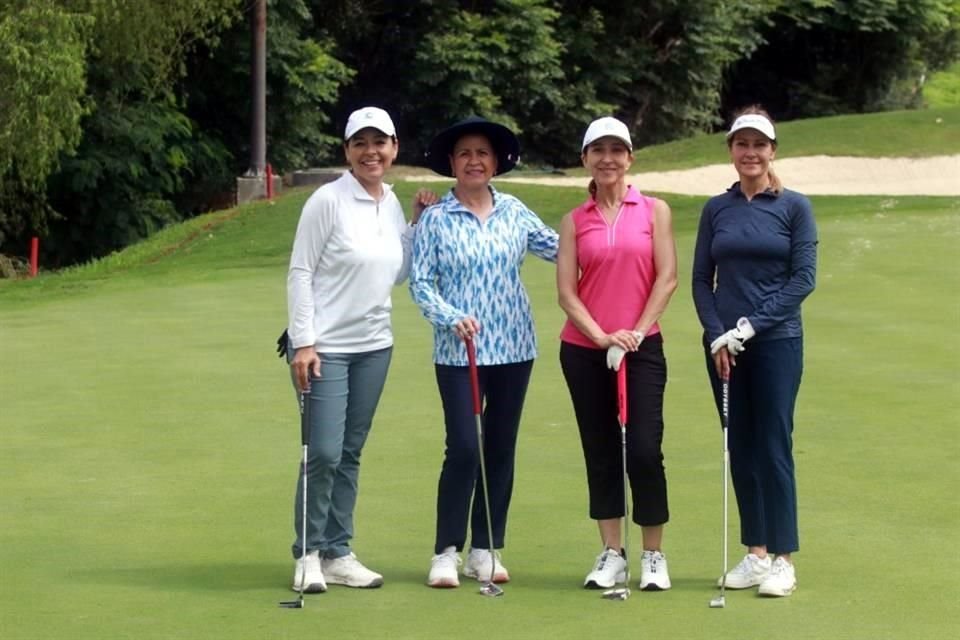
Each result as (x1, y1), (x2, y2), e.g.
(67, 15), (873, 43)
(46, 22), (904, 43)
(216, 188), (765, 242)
(464, 337), (482, 415)
(617, 363), (628, 425)
(721, 379), (729, 425)
(299, 389), (310, 446)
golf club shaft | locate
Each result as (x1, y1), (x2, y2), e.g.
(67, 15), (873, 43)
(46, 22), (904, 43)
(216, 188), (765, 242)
(617, 364), (630, 587)
(465, 337), (499, 590)
(720, 378), (729, 597)
(282, 387), (310, 609)
(300, 388), (310, 602)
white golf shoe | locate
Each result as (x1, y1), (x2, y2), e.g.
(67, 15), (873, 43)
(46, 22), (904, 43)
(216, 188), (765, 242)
(584, 548), (626, 589)
(321, 552), (384, 588)
(292, 550), (326, 593)
(427, 546), (462, 588)
(639, 550), (671, 591)
(464, 548), (510, 583)
(758, 556), (797, 597)
(718, 553), (772, 589)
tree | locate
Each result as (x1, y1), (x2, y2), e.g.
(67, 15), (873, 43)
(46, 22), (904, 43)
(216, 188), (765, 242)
(721, 0), (960, 119)
(409, 0), (567, 158)
(0, 0), (90, 249)
(296, 0), (579, 165)
(0, 1), (89, 185)
(551, 0), (772, 154)
(0, 0), (244, 265)
(182, 0), (354, 174)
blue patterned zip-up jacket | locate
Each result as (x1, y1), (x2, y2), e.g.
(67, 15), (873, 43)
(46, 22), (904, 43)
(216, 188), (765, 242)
(410, 186), (559, 366)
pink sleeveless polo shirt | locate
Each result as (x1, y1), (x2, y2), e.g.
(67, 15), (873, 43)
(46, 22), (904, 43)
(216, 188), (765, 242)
(560, 186), (661, 348)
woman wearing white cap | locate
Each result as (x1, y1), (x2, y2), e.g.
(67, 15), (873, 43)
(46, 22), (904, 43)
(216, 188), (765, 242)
(557, 117), (678, 592)
(284, 106), (436, 593)
(692, 105), (817, 597)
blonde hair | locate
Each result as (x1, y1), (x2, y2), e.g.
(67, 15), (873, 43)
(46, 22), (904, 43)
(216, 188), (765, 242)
(728, 105), (782, 194)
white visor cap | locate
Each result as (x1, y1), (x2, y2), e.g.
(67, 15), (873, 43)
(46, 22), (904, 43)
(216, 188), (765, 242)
(726, 114), (776, 141)
(582, 117), (633, 151)
(345, 107), (396, 140)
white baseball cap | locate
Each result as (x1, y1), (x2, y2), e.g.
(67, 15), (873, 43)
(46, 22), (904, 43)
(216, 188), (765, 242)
(726, 114), (776, 141)
(344, 107), (396, 140)
(582, 117), (633, 151)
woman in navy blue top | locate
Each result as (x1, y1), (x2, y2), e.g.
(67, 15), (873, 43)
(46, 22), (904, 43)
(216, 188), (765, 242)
(692, 106), (817, 598)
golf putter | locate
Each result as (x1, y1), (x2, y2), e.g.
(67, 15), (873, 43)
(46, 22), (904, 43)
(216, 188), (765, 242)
(280, 387), (311, 609)
(464, 336), (504, 597)
(603, 362), (631, 601)
(709, 377), (730, 609)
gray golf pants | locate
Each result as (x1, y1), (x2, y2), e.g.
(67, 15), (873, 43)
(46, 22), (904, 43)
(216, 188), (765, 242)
(290, 347), (392, 560)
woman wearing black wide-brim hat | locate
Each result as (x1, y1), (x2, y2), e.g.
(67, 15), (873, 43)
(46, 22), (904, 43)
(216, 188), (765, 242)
(410, 116), (559, 589)
(424, 116), (521, 177)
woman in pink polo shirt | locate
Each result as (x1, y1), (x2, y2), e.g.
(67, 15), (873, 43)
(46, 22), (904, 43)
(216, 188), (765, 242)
(557, 117), (678, 593)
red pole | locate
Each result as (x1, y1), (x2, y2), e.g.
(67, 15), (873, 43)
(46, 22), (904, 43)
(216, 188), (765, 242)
(29, 237), (39, 277)
(266, 163), (274, 199)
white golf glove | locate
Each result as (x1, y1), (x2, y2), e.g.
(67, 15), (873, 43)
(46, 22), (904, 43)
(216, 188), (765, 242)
(606, 331), (644, 371)
(709, 317), (756, 355)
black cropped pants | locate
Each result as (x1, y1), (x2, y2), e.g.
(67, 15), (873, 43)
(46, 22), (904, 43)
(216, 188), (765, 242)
(560, 336), (669, 526)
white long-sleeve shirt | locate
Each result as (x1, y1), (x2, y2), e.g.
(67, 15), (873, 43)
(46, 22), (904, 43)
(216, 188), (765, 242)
(287, 171), (414, 353)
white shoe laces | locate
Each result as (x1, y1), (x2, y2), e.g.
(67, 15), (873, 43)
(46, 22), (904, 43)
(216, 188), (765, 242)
(471, 549), (505, 571)
(769, 557), (792, 576)
(730, 555), (757, 577)
(593, 549), (619, 572)
(643, 551), (663, 573)
(432, 550), (461, 570)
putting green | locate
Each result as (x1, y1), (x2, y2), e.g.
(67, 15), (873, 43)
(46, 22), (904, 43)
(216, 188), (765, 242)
(1, 182), (957, 639)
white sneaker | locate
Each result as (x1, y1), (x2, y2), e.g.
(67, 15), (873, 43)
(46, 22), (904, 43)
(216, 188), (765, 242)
(292, 550), (326, 593)
(758, 556), (796, 597)
(583, 548), (626, 589)
(718, 553), (772, 589)
(464, 548), (510, 583)
(639, 550), (671, 591)
(427, 546), (462, 588)
(321, 552), (384, 588)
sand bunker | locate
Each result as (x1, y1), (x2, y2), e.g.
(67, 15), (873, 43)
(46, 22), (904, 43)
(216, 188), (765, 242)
(409, 155), (959, 196)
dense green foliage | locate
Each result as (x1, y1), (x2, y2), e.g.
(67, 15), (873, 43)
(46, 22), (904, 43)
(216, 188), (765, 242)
(925, 60), (960, 107)
(182, 0), (353, 174)
(0, 0), (242, 267)
(1, 0), (957, 269)
(722, 0), (960, 117)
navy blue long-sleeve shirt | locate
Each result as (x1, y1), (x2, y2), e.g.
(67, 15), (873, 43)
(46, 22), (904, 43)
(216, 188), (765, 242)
(692, 184), (818, 343)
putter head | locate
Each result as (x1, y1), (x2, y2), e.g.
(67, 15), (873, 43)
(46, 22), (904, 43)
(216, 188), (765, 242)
(479, 582), (504, 597)
(708, 595), (726, 608)
(602, 587), (631, 601)
(278, 598), (304, 609)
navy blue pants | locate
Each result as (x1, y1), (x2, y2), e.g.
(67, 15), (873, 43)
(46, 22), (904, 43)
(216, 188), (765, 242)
(705, 338), (803, 554)
(433, 360), (533, 554)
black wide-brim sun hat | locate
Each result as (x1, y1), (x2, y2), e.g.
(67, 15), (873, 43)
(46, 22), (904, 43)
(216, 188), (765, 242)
(424, 116), (521, 177)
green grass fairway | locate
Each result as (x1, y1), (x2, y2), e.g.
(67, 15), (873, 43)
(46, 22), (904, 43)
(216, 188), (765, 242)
(1, 183), (958, 639)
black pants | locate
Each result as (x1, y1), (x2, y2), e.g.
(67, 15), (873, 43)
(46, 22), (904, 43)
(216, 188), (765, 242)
(560, 337), (669, 526)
